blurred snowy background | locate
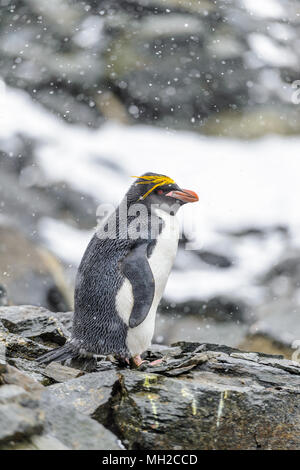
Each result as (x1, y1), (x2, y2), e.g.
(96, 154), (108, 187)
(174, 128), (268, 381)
(0, 0), (300, 358)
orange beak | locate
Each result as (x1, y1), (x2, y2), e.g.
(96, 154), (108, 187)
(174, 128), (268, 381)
(166, 188), (199, 203)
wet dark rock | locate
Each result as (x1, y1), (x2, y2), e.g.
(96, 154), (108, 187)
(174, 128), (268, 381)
(39, 341), (300, 450)
(0, 306), (73, 382)
(0, 305), (70, 346)
(1, 305), (300, 449)
(111, 344), (300, 450)
(0, 329), (51, 361)
(0, 377), (120, 450)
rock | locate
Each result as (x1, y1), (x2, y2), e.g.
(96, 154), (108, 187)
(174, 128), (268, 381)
(0, 305), (70, 346)
(0, 329), (51, 361)
(52, 311), (73, 333)
(154, 313), (249, 350)
(42, 370), (119, 423)
(0, 167), (54, 234)
(0, 145), (98, 232)
(33, 340), (300, 450)
(0, 358), (6, 375)
(0, 383), (44, 446)
(0, 384), (29, 404)
(6, 358), (46, 385)
(0, 364), (121, 450)
(159, 296), (249, 323)
(43, 362), (84, 383)
(240, 300), (300, 359)
(1, 365), (44, 394)
(6, 357), (49, 385)
(0, 225), (72, 311)
(28, 434), (70, 450)
(110, 343), (300, 450)
(0, 403), (43, 445)
(1, 303), (300, 449)
(39, 393), (121, 450)
(196, 250), (233, 269)
(0, 285), (8, 307)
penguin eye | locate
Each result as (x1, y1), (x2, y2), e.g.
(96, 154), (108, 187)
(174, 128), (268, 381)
(157, 189), (164, 195)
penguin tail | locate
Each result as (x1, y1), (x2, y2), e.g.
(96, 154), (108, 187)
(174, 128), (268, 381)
(36, 342), (78, 365)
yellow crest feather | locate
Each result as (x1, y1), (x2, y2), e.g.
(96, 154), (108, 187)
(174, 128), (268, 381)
(131, 175), (175, 200)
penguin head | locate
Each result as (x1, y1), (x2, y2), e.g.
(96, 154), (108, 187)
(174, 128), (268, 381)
(128, 172), (198, 211)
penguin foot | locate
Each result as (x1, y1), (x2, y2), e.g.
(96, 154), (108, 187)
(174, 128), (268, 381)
(131, 355), (146, 368)
(114, 355), (130, 367)
(148, 358), (163, 367)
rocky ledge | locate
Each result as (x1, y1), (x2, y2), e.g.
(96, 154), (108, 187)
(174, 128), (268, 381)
(0, 305), (300, 450)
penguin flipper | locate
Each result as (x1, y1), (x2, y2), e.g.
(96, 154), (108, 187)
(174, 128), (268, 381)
(122, 242), (155, 328)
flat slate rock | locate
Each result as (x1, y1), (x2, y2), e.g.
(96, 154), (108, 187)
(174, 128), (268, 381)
(42, 370), (119, 422)
(0, 305), (69, 345)
(40, 393), (121, 450)
(0, 328), (51, 360)
(43, 362), (85, 383)
(0, 376), (121, 450)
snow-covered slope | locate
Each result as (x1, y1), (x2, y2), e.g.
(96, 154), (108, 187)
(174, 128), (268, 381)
(1, 85), (299, 304)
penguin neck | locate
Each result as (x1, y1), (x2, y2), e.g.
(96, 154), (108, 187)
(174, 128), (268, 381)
(100, 198), (180, 242)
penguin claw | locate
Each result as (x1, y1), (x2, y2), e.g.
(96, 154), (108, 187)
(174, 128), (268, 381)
(131, 355), (146, 368)
(114, 355), (130, 367)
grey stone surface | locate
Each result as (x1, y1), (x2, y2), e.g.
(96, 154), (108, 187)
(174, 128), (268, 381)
(0, 305), (69, 345)
(43, 362), (84, 383)
(42, 370), (119, 420)
(0, 402), (43, 444)
(111, 343), (300, 449)
(40, 393), (121, 450)
(1, 305), (300, 450)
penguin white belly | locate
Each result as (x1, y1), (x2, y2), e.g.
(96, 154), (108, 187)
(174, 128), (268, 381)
(126, 209), (179, 356)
